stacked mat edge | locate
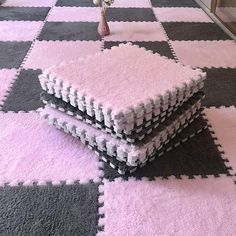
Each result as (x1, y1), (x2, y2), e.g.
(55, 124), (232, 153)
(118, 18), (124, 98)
(40, 90), (204, 143)
(40, 100), (203, 167)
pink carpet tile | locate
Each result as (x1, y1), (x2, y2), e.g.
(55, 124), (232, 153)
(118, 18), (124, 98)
(99, 177), (236, 236)
(2, 0), (57, 7)
(0, 21), (42, 41)
(170, 40), (236, 68)
(104, 22), (167, 42)
(0, 112), (101, 185)
(112, 0), (151, 8)
(23, 40), (102, 70)
(205, 107), (236, 174)
(47, 7), (100, 22)
(0, 69), (17, 106)
(46, 44), (202, 115)
(153, 7), (213, 22)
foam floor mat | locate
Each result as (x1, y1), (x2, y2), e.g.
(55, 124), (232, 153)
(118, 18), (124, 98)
(38, 44), (205, 134)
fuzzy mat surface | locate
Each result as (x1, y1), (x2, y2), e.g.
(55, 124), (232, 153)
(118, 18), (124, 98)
(0, 0), (236, 235)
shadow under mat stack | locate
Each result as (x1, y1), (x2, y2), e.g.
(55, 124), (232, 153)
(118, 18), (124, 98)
(39, 43), (206, 174)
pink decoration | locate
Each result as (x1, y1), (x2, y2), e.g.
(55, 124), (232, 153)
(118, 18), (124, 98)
(98, 9), (110, 37)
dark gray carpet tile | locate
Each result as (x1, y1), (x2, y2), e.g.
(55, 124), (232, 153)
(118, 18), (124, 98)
(0, 182), (99, 236)
(0, 42), (31, 69)
(0, 7), (50, 21)
(56, 0), (96, 7)
(104, 41), (175, 59)
(151, 0), (200, 8)
(106, 8), (156, 22)
(1, 69), (44, 112)
(203, 68), (236, 107)
(38, 22), (101, 41)
(162, 22), (231, 40)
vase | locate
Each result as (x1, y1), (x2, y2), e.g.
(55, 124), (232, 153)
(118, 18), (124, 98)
(98, 9), (110, 37)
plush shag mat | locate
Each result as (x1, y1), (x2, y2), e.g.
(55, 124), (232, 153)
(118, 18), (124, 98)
(0, 0), (236, 235)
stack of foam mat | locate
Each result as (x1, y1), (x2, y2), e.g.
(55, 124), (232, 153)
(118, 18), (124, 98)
(39, 43), (207, 174)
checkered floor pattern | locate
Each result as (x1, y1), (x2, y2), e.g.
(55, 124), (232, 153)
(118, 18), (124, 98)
(0, 0), (236, 235)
